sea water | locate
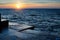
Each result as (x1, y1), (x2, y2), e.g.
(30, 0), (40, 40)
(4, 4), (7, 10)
(0, 8), (60, 40)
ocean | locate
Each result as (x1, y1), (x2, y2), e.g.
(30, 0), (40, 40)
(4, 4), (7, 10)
(0, 8), (60, 40)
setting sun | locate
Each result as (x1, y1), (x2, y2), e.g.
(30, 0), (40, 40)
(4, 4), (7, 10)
(16, 4), (20, 8)
(16, 3), (22, 9)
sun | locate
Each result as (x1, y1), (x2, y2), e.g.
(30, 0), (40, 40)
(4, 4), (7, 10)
(16, 4), (20, 8)
(16, 3), (22, 9)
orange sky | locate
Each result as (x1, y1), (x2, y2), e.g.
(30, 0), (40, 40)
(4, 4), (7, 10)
(0, 3), (60, 9)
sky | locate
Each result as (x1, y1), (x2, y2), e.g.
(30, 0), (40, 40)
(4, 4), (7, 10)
(0, 0), (60, 8)
(0, 0), (60, 3)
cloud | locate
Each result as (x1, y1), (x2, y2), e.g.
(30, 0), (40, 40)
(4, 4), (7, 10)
(0, 0), (60, 3)
(0, 0), (17, 3)
(0, 3), (60, 8)
(21, 0), (60, 3)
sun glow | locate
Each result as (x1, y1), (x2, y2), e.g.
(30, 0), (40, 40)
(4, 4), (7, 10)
(16, 4), (20, 8)
(16, 3), (22, 9)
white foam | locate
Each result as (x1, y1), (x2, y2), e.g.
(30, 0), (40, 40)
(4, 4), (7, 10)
(9, 22), (19, 25)
(9, 23), (32, 31)
(1, 19), (7, 21)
